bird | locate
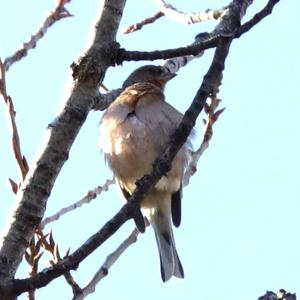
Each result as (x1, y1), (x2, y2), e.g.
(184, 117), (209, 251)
(99, 65), (193, 282)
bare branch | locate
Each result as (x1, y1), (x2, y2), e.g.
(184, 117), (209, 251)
(94, 32), (209, 112)
(93, 35), (207, 112)
(0, 59), (28, 182)
(94, 32), (207, 111)
(64, 271), (82, 298)
(99, 83), (109, 93)
(153, 0), (227, 24)
(0, 0), (127, 283)
(24, 235), (43, 300)
(74, 226), (145, 300)
(123, 11), (164, 34)
(116, 0), (280, 64)
(34, 229), (83, 297)
(163, 32), (209, 74)
(116, 37), (218, 64)
(96, 0), (281, 114)
(123, 1), (227, 35)
(236, 0), (280, 37)
(92, 88), (122, 111)
(258, 290), (296, 300)
(3, 0), (73, 71)
(40, 178), (115, 228)
(183, 97), (225, 186)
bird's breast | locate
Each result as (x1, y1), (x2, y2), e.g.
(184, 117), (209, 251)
(102, 112), (157, 183)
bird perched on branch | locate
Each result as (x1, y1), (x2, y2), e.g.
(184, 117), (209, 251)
(99, 65), (193, 282)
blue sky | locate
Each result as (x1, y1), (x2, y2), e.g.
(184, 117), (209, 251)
(1, 0), (299, 299)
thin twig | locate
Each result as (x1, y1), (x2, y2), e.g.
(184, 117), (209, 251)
(153, 0), (228, 24)
(40, 178), (115, 228)
(163, 32), (209, 74)
(123, 11), (164, 34)
(236, 0), (280, 37)
(92, 88), (122, 111)
(35, 229), (83, 297)
(0, 59), (28, 183)
(100, 83), (109, 93)
(64, 271), (82, 298)
(123, 1), (227, 34)
(4, 0), (73, 71)
(24, 235), (43, 300)
(73, 226), (145, 300)
(117, 0), (280, 64)
(183, 97), (225, 186)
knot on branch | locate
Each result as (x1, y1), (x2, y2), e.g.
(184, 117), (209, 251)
(153, 155), (171, 175)
(202, 72), (223, 97)
(214, 2), (241, 37)
(71, 54), (101, 83)
(0, 278), (15, 300)
(114, 48), (127, 65)
(71, 41), (120, 84)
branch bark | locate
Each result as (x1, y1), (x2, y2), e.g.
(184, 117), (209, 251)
(116, 0), (278, 64)
(0, 1), (127, 298)
(153, 0), (227, 24)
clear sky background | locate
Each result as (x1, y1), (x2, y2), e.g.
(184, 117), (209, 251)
(1, 0), (299, 299)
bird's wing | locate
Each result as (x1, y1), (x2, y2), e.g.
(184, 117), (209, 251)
(117, 179), (146, 233)
(171, 184), (182, 227)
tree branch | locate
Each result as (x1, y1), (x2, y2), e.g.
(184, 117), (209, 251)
(94, 0), (281, 113)
(0, 0), (127, 286)
(73, 226), (144, 300)
(40, 179), (115, 228)
(116, 37), (218, 64)
(183, 97), (225, 186)
(116, 0), (280, 64)
(153, 0), (227, 24)
(93, 32), (209, 111)
(236, 0), (280, 37)
(123, 11), (164, 34)
(123, 1), (226, 35)
(0, 60), (28, 182)
(4, 0), (73, 72)
(163, 32), (208, 74)
(92, 88), (122, 111)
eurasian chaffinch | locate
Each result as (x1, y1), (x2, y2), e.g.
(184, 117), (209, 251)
(99, 65), (193, 281)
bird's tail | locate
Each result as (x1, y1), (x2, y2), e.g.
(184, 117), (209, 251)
(150, 206), (184, 282)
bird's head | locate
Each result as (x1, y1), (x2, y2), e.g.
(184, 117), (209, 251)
(122, 65), (176, 90)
